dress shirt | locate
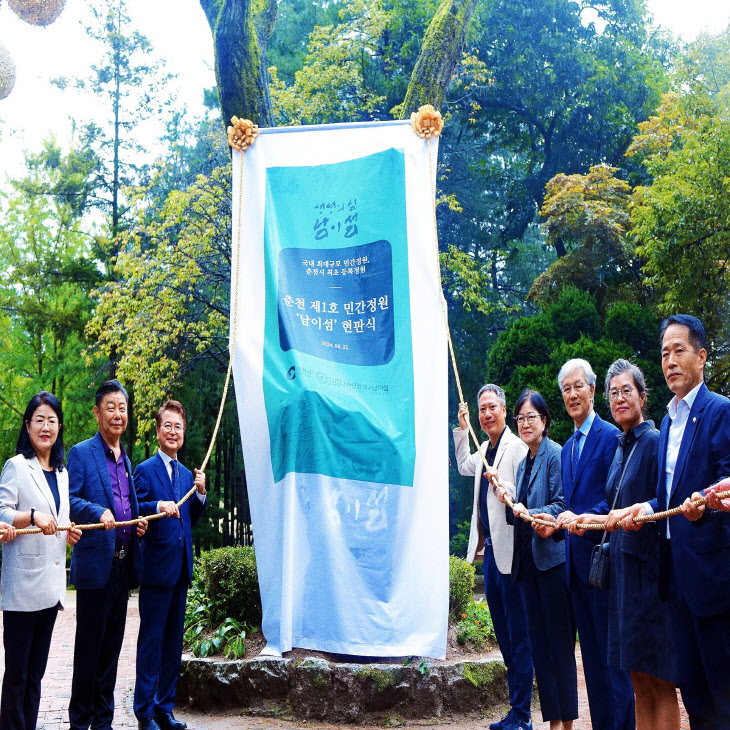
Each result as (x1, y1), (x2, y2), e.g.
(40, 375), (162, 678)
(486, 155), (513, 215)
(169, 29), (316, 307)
(573, 410), (596, 462)
(644, 381), (702, 536)
(156, 449), (206, 513)
(102, 438), (132, 549)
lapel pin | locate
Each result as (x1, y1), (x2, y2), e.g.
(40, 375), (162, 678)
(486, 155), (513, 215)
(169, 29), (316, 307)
(693, 417), (697, 423)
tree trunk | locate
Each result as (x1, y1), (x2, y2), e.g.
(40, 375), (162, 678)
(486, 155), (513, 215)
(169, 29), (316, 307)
(200, 0), (277, 127)
(398, 0), (478, 117)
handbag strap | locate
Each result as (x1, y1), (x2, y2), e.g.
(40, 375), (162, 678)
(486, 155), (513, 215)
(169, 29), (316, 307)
(598, 428), (645, 548)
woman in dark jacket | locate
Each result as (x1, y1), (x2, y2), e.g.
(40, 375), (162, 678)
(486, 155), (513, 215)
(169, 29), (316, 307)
(566, 360), (679, 730)
(490, 389), (577, 730)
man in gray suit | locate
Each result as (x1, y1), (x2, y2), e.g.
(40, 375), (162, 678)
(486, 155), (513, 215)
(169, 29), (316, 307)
(454, 384), (533, 730)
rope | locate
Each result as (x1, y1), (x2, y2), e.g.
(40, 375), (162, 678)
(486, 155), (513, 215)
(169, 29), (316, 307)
(423, 137), (728, 536)
(0, 147), (247, 542)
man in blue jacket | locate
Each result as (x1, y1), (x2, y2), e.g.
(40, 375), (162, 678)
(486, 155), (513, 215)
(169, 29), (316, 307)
(133, 400), (207, 730)
(539, 358), (635, 730)
(68, 380), (148, 730)
(621, 315), (730, 728)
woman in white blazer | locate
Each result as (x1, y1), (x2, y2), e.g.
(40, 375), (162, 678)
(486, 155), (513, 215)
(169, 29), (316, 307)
(0, 391), (81, 730)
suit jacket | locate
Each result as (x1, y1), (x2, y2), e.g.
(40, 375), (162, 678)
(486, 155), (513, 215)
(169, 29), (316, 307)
(505, 437), (566, 572)
(649, 383), (730, 617)
(453, 426), (528, 573)
(0, 454), (70, 611)
(561, 412), (620, 584)
(134, 452), (206, 588)
(68, 432), (141, 590)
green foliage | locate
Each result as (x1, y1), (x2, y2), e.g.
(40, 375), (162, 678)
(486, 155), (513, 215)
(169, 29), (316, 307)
(270, 0), (389, 124)
(0, 141), (101, 461)
(533, 165), (646, 310)
(86, 164), (232, 440)
(449, 520), (471, 559)
(184, 582), (253, 659)
(448, 555), (475, 619)
(197, 546), (263, 626)
(630, 86), (730, 392)
(482, 287), (668, 443)
(455, 599), (496, 650)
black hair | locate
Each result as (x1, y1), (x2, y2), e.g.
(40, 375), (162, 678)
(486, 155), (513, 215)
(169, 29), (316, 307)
(659, 314), (707, 352)
(95, 379), (129, 408)
(513, 388), (551, 438)
(16, 391), (65, 471)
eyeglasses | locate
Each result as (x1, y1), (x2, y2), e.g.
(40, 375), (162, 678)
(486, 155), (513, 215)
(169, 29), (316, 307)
(162, 422), (184, 433)
(515, 413), (542, 425)
(562, 382), (587, 396)
(607, 386), (636, 402)
(31, 417), (59, 427)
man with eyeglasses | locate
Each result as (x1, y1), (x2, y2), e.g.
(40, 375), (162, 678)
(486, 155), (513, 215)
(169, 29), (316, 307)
(539, 359), (634, 730)
(132, 401), (207, 730)
(454, 384), (532, 730)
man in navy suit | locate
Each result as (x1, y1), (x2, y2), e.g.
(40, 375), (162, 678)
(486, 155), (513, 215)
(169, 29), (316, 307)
(133, 400), (207, 730)
(538, 359), (634, 730)
(68, 380), (148, 730)
(620, 315), (730, 728)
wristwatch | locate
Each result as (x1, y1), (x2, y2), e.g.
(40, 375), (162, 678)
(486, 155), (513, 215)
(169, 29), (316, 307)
(30, 508), (35, 526)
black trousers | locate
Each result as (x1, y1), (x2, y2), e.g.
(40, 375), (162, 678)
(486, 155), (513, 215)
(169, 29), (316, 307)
(69, 557), (129, 730)
(0, 604), (59, 730)
(518, 563), (578, 722)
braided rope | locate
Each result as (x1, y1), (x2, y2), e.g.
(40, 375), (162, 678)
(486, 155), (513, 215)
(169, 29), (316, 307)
(0, 147), (247, 542)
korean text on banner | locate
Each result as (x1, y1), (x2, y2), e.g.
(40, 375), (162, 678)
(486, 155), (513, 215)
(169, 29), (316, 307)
(231, 121), (448, 658)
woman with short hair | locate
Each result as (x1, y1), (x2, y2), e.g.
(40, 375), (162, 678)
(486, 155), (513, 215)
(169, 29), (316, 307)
(566, 360), (679, 730)
(489, 389), (577, 730)
(0, 391), (81, 730)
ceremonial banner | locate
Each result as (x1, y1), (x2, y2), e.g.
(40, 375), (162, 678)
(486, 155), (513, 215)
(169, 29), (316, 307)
(231, 120), (448, 658)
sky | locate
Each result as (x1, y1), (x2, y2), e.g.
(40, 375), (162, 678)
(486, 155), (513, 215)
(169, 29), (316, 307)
(0, 0), (728, 182)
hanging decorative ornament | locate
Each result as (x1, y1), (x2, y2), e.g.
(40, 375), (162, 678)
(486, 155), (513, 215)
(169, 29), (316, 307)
(227, 116), (259, 153)
(0, 40), (16, 101)
(8, 0), (67, 27)
(410, 104), (444, 139)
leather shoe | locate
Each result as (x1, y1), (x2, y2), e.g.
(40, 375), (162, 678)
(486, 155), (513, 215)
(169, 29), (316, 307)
(154, 708), (188, 730)
(138, 715), (162, 730)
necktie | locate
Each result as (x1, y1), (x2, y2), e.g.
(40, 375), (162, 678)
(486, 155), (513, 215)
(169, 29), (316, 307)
(171, 460), (180, 501)
(571, 431), (583, 484)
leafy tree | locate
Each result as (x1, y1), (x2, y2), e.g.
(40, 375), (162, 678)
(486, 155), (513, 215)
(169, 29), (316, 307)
(442, 0), (667, 255)
(267, 0), (343, 85)
(530, 164), (647, 311)
(628, 29), (730, 393)
(53, 0), (174, 248)
(270, 0), (389, 124)
(481, 287), (668, 443)
(0, 142), (101, 461)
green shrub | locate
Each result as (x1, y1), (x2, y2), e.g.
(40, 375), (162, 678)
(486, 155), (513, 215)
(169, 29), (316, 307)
(449, 555), (475, 619)
(197, 546), (262, 626)
(455, 599), (496, 650)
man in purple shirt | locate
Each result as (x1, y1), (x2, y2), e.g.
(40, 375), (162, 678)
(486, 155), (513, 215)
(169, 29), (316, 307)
(68, 380), (148, 730)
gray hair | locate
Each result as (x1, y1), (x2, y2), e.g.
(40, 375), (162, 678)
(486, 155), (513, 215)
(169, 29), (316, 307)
(477, 383), (506, 407)
(557, 358), (597, 390)
(604, 359), (648, 399)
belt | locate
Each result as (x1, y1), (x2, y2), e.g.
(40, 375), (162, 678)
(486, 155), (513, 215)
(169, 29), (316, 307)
(113, 547), (128, 560)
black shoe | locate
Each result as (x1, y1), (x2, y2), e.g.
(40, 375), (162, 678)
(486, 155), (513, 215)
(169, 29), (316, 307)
(138, 715), (162, 730)
(154, 709), (188, 730)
